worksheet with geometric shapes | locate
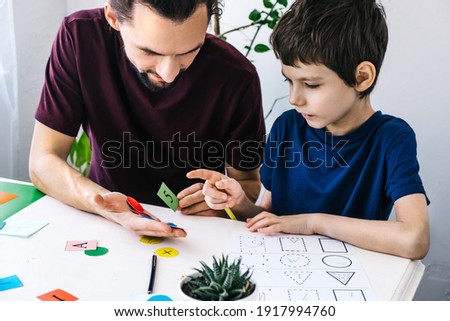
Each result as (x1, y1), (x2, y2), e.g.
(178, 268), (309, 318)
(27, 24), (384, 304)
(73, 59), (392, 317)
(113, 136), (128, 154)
(229, 232), (376, 301)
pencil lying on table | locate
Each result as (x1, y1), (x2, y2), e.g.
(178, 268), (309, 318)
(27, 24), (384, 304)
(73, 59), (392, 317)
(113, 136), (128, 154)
(148, 253), (157, 294)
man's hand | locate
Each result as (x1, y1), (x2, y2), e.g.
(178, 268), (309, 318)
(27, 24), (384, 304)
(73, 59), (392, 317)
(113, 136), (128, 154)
(177, 182), (226, 217)
(92, 192), (187, 238)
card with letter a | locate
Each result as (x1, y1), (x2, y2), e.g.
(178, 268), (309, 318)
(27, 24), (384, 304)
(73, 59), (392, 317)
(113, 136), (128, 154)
(65, 240), (98, 251)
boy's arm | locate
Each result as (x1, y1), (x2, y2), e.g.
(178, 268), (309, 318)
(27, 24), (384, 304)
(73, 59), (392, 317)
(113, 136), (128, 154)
(314, 193), (429, 259)
(247, 193), (429, 259)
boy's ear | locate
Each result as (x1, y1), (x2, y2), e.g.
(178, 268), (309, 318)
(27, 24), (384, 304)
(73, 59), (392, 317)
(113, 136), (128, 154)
(355, 61), (376, 93)
(104, 3), (121, 31)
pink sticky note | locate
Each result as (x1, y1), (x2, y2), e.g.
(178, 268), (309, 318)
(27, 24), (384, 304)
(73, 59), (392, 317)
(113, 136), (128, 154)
(65, 240), (98, 251)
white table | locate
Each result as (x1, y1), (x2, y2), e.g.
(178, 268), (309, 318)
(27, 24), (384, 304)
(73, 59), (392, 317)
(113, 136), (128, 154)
(0, 193), (424, 301)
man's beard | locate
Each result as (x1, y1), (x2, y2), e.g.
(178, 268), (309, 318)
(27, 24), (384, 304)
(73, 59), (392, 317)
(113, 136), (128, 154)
(130, 63), (184, 92)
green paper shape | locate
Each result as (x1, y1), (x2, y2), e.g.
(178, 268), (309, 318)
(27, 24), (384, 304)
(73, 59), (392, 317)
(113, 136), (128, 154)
(84, 246), (109, 257)
(0, 182), (45, 221)
(157, 182), (179, 211)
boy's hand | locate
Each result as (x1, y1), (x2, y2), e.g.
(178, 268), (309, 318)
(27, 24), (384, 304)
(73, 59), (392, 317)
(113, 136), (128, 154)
(246, 212), (315, 235)
(186, 169), (245, 210)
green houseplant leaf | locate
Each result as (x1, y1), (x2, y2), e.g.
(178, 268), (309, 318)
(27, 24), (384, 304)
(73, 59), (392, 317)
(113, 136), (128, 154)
(181, 254), (255, 301)
(69, 131), (91, 176)
(263, 0), (274, 9)
(254, 44), (271, 53)
(249, 9), (262, 22)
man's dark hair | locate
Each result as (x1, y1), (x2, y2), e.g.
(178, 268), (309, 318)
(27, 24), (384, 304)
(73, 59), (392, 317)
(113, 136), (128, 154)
(271, 0), (388, 98)
(109, 0), (221, 23)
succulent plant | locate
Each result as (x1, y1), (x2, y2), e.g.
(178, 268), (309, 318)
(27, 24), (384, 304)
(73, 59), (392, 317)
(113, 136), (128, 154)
(181, 254), (255, 301)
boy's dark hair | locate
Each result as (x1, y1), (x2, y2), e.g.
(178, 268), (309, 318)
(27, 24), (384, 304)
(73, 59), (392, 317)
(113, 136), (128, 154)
(271, 0), (388, 98)
(110, 0), (221, 23)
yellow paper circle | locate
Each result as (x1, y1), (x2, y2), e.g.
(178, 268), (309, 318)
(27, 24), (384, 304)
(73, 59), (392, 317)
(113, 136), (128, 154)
(155, 247), (179, 258)
(140, 236), (164, 245)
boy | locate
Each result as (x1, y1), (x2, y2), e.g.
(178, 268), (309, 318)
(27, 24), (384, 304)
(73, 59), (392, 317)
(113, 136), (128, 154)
(187, 0), (429, 259)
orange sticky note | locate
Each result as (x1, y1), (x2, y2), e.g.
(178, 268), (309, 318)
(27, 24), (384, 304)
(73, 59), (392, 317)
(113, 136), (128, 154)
(37, 289), (78, 301)
(0, 192), (17, 205)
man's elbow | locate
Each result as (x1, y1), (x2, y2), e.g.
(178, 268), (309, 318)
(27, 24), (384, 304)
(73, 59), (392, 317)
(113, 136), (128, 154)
(29, 160), (43, 192)
(28, 152), (49, 194)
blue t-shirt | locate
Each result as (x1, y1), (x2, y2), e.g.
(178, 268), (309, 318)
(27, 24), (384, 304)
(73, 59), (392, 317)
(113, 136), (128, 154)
(260, 110), (428, 220)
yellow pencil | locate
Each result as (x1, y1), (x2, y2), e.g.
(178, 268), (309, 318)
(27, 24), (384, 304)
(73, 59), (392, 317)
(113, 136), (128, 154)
(224, 207), (237, 220)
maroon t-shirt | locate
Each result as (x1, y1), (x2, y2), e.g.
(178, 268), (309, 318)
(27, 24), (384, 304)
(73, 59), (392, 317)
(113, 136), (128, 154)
(36, 9), (265, 206)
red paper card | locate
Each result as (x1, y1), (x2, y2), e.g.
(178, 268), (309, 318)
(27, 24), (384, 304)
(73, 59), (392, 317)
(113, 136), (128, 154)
(37, 289), (78, 301)
(0, 192), (17, 205)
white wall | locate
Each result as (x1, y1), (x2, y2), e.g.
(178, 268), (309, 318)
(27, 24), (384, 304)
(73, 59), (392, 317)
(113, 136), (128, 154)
(10, 0), (66, 181)
(66, 0), (103, 13)
(0, 0), (17, 180)
(7, 0), (450, 286)
(372, 0), (450, 268)
(218, 0), (290, 130)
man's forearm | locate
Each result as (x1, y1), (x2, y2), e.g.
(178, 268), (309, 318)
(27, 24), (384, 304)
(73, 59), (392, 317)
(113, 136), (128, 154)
(239, 178), (261, 203)
(30, 153), (108, 214)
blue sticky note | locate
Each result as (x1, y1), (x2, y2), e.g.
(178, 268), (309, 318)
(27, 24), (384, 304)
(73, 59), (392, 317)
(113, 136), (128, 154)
(0, 275), (23, 291)
(0, 221), (5, 230)
(0, 218), (48, 237)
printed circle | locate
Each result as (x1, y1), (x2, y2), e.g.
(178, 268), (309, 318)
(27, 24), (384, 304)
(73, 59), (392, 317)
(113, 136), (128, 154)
(322, 255), (352, 268)
(84, 246), (109, 257)
(155, 247), (179, 258)
(140, 236), (164, 245)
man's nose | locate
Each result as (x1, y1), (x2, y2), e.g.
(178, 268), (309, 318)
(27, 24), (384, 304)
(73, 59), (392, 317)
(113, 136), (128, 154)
(156, 57), (180, 83)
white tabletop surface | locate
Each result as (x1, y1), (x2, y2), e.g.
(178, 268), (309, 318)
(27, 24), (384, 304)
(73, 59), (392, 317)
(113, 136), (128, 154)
(0, 193), (424, 301)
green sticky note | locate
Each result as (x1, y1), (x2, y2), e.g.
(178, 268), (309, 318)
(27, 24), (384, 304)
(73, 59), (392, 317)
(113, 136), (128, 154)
(157, 182), (179, 211)
(0, 182), (45, 221)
